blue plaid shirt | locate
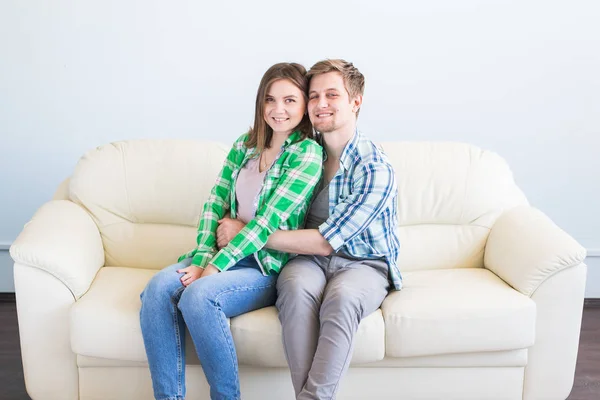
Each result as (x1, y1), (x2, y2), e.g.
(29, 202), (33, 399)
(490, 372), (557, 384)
(319, 130), (402, 290)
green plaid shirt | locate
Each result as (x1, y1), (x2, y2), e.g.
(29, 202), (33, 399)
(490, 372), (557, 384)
(179, 131), (323, 275)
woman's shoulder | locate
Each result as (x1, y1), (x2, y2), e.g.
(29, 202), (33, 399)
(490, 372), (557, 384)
(223, 133), (253, 164)
(282, 137), (323, 168)
(290, 136), (322, 154)
(232, 132), (250, 148)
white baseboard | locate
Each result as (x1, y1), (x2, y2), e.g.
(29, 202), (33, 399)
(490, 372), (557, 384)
(587, 249), (600, 257)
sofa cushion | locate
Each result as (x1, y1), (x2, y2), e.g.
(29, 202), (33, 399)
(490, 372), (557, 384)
(68, 140), (531, 273)
(380, 142), (529, 273)
(69, 140), (229, 270)
(382, 268), (536, 357)
(230, 305), (384, 366)
(71, 266), (385, 367)
(71, 267), (155, 362)
(380, 142), (528, 229)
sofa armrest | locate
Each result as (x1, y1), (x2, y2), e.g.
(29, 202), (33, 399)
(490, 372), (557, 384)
(10, 200), (104, 299)
(484, 206), (586, 297)
(53, 177), (71, 200)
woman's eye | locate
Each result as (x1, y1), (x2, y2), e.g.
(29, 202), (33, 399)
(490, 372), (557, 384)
(265, 97), (274, 102)
(285, 99), (296, 103)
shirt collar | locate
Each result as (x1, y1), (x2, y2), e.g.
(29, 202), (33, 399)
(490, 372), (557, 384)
(248, 130), (303, 158)
(339, 129), (361, 170)
(284, 130), (302, 147)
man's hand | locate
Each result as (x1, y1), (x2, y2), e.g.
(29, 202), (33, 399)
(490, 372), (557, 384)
(217, 217), (246, 248)
(177, 265), (204, 287)
(201, 264), (220, 278)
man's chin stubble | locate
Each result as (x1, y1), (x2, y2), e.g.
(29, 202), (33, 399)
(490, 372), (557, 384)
(314, 124), (335, 133)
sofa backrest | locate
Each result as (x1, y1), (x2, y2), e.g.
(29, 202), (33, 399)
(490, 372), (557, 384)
(380, 142), (528, 272)
(68, 139), (528, 271)
(69, 139), (228, 269)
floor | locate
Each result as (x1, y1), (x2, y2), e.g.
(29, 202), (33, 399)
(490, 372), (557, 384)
(0, 300), (598, 399)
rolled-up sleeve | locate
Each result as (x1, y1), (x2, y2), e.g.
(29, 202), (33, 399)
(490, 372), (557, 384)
(319, 161), (396, 251)
(210, 141), (323, 271)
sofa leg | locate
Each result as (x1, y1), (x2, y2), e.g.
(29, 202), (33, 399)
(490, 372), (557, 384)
(14, 264), (79, 400)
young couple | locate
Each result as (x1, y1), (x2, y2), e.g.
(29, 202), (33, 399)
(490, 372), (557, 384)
(140, 59), (402, 400)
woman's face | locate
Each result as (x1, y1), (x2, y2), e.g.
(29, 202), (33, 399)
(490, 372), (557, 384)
(263, 79), (306, 136)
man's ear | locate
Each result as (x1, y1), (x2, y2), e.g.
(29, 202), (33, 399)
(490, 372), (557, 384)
(352, 94), (363, 113)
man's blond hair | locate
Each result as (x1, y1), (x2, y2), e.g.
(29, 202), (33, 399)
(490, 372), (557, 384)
(307, 59), (365, 116)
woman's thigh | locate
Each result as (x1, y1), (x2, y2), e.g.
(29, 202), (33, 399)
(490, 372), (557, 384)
(182, 262), (277, 318)
(141, 258), (192, 300)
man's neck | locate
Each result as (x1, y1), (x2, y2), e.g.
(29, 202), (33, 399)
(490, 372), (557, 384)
(322, 124), (356, 161)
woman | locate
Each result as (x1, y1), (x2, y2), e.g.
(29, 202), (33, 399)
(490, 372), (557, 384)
(140, 63), (322, 400)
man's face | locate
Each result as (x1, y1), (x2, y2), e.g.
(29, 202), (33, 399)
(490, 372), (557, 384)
(308, 72), (361, 133)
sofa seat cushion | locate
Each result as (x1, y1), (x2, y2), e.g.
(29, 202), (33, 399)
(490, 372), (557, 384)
(71, 266), (160, 362)
(230, 305), (384, 366)
(382, 268), (536, 357)
(71, 266), (385, 367)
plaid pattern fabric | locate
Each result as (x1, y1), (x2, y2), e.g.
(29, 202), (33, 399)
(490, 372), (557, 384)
(319, 130), (402, 290)
(179, 131), (323, 275)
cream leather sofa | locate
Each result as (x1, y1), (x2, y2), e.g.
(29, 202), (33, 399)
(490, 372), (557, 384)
(10, 139), (587, 400)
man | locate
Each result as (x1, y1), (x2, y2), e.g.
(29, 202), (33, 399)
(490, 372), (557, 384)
(217, 59), (401, 399)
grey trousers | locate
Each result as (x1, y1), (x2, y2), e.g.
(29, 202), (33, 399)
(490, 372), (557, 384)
(276, 254), (390, 400)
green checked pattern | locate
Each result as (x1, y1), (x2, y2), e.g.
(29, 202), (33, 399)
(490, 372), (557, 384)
(179, 131), (323, 275)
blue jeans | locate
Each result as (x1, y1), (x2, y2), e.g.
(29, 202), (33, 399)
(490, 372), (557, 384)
(140, 256), (277, 400)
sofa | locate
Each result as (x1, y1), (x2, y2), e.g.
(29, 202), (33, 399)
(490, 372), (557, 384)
(10, 139), (587, 400)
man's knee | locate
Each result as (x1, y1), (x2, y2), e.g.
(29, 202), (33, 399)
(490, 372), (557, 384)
(320, 285), (363, 321)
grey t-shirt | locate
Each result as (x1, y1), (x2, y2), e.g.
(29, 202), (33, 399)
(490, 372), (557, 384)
(305, 179), (387, 263)
(305, 180), (329, 230)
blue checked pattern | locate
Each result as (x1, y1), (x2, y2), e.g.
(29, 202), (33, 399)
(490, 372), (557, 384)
(319, 130), (402, 290)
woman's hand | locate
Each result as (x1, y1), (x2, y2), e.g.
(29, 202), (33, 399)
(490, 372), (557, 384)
(217, 218), (246, 248)
(177, 265), (204, 287)
(201, 264), (220, 278)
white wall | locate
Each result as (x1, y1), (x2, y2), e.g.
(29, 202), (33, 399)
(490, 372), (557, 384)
(1, 0), (599, 294)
